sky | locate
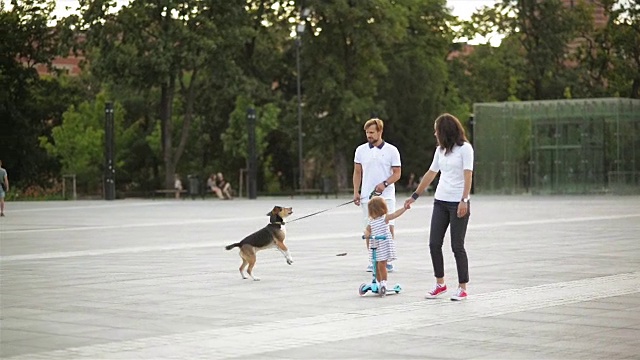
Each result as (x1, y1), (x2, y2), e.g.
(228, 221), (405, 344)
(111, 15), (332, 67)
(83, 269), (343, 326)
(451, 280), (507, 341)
(4, 0), (501, 45)
(48, 0), (499, 21)
(448, 0), (498, 21)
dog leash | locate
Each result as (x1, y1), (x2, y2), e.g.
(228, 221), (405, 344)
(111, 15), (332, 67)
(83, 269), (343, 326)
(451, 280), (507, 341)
(287, 190), (381, 224)
(287, 199), (355, 223)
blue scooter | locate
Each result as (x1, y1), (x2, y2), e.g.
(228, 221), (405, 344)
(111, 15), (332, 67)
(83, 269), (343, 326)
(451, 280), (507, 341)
(359, 235), (402, 296)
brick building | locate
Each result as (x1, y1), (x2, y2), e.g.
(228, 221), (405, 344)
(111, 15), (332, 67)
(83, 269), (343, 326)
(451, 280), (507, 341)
(31, 54), (84, 76)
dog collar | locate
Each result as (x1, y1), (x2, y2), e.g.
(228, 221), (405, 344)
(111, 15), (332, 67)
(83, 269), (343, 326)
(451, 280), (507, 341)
(270, 221), (285, 225)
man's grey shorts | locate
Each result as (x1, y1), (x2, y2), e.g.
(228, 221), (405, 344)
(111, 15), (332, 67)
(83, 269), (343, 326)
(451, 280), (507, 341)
(361, 198), (396, 229)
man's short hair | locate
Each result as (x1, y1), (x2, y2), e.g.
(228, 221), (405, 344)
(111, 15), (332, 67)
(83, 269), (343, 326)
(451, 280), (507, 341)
(364, 118), (384, 132)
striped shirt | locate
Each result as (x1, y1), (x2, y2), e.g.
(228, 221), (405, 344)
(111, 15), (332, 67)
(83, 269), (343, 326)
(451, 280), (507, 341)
(368, 216), (397, 262)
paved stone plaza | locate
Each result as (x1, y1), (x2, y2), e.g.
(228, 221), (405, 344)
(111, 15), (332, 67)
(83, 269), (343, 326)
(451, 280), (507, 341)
(1, 195), (639, 359)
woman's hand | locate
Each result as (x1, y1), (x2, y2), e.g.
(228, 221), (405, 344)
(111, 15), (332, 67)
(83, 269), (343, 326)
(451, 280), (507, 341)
(457, 202), (468, 218)
(353, 193), (361, 206)
(404, 197), (415, 209)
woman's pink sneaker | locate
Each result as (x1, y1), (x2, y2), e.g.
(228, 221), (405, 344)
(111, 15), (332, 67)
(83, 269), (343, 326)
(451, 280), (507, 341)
(451, 287), (468, 301)
(425, 284), (447, 299)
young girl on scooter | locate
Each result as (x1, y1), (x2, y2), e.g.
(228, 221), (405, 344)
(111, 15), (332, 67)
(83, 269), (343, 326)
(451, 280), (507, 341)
(363, 196), (409, 295)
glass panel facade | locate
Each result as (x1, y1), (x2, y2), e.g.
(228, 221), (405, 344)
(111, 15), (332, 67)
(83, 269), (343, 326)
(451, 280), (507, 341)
(473, 98), (640, 194)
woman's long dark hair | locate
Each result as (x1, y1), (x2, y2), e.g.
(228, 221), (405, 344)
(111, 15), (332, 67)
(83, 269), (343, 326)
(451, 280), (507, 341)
(434, 113), (469, 155)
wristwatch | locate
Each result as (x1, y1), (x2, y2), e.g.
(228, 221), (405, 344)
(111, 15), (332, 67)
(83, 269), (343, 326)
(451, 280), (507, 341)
(462, 197), (470, 203)
(383, 180), (389, 188)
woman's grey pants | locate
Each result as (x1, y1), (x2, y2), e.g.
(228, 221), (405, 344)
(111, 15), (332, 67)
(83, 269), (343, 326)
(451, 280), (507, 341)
(429, 199), (470, 284)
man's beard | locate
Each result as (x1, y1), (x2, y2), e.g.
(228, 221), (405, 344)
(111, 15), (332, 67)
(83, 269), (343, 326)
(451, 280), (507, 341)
(368, 138), (378, 144)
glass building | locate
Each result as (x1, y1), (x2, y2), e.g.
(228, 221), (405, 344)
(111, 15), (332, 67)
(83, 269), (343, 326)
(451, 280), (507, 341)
(473, 98), (640, 194)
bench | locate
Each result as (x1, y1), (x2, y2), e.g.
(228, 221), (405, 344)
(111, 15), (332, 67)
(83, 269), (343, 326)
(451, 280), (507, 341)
(337, 188), (355, 195)
(291, 188), (357, 199)
(152, 189), (187, 199)
(292, 188), (324, 199)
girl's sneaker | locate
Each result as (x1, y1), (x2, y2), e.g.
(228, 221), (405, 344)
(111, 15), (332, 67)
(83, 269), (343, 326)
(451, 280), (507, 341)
(425, 284), (447, 299)
(386, 263), (395, 272)
(451, 287), (468, 301)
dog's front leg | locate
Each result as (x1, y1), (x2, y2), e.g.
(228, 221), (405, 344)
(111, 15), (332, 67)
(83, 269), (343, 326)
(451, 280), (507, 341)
(276, 242), (293, 265)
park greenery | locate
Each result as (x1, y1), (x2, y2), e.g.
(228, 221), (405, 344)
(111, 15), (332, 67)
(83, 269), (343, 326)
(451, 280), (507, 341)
(1, 0), (638, 198)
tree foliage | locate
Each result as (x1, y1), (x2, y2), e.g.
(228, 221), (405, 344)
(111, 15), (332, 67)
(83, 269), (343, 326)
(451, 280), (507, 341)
(221, 95), (280, 162)
(0, 0), (79, 186)
(74, 0), (250, 188)
(38, 93), (138, 191)
(3, 0), (637, 196)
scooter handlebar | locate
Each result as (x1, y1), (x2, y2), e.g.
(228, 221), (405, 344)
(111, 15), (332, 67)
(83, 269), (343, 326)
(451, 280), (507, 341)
(361, 235), (387, 240)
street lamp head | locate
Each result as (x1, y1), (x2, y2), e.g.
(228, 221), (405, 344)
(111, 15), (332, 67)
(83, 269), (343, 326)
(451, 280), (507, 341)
(296, 22), (306, 35)
(301, 8), (311, 18)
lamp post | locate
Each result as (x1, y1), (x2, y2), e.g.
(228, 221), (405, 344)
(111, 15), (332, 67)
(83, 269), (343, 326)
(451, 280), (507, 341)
(104, 102), (115, 200)
(247, 108), (257, 199)
(296, 6), (310, 190)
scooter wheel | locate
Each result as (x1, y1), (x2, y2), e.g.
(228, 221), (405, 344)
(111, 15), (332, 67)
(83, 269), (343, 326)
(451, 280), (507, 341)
(379, 286), (387, 297)
(358, 283), (368, 296)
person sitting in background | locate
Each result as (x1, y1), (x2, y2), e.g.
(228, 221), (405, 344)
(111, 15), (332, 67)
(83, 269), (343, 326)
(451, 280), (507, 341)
(207, 173), (224, 199)
(0, 160), (9, 217)
(216, 172), (233, 199)
(406, 172), (418, 193)
(174, 174), (183, 199)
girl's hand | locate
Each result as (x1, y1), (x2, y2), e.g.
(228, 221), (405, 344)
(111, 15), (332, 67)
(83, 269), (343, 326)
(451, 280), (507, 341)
(404, 198), (415, 209)
(457, 202), (468, 218)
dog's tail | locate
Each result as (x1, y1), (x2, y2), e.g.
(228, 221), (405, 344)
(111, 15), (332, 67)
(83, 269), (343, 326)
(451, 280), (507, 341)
(225, 242), (241, 250)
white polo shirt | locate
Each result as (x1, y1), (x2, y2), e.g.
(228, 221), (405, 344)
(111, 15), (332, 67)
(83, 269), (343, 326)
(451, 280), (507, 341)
(429, 142), (474, 202)
(354, 141), (401, 203)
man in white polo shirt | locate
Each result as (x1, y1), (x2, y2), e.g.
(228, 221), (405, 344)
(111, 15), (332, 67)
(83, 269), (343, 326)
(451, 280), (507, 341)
(353, 118), (402, 272)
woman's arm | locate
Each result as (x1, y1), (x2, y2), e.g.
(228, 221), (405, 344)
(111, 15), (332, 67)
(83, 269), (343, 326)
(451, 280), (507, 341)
(404, 170), (438, 208)
(457, 169), (473, 218)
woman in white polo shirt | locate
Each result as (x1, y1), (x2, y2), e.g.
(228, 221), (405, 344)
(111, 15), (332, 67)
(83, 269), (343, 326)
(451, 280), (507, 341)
(404, 113), (474, 301)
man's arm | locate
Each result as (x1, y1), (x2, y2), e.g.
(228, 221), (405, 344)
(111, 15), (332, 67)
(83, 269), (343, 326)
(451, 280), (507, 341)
(3, 172), (8, 192)
(375, 166), (401, 194)
(353, 163), (362, 205)
(386, 166), (402, 187)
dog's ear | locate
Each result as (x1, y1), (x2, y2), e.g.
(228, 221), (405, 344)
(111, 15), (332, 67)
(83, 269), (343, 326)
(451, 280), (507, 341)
(267, 206), (281, 216)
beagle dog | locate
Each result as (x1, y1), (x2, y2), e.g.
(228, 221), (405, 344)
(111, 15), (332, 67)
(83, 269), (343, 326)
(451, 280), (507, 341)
(225, 206), (293, 280)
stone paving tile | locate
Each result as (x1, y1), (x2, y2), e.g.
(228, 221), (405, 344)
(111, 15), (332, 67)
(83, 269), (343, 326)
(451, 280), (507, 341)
(0, 343), (52, 358)
(1, 196), (639, 359)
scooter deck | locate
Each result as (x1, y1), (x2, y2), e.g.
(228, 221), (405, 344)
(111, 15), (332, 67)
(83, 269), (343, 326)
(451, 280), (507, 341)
(359, 283), (403, 296)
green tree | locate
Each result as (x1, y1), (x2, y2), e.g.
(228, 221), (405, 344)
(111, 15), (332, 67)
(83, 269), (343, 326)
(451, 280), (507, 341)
(301, 0), (410, 188)
(221, 95), (280, 162)
(39, 93), (138, 193)
(75, 0), (248, 189)
(377, 0), (456, 178)
(449, 37), (525, 104)
(591, 0), (640, 98)
(465, 0), (586, 100)
(187, 0), (296, 187)
(0, 0), (75, 186)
